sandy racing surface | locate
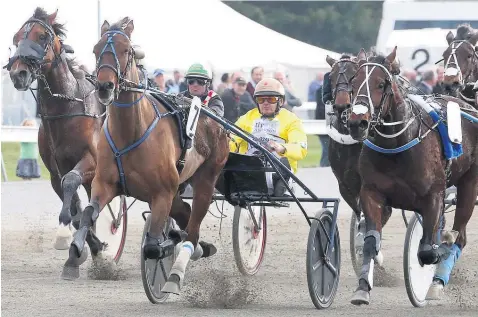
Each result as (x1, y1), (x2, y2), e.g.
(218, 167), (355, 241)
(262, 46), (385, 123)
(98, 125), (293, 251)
(2, 167), (478, 317)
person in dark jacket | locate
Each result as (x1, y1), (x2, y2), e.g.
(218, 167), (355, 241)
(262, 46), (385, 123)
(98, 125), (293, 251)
(315, 84), (330, 167)
(179, 63), (224, 117)
(221, 76), (256, 123)
(322, 72), (333, 104)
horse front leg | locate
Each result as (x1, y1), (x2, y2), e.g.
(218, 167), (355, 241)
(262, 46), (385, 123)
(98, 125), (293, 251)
(61, 175), (116, 280)
(427, 169), (477, 299)
(351, 186), (385, 306)
(54, 154), (96, 250)
(162, 164), (220, 295)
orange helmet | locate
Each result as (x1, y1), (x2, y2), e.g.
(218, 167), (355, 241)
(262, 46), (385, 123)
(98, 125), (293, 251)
(253, 78), (285, 97)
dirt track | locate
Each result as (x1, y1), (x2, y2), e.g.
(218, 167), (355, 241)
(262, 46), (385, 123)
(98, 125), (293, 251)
(2, 167), (478, 317)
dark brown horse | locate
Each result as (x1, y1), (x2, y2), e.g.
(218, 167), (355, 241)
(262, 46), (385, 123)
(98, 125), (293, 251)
(325, 50), (392, 275)
(64, 17), (229, 291)
(6, 8), (108, 266)
(347, 46), (478, 305)
(442, 24), (478, 109)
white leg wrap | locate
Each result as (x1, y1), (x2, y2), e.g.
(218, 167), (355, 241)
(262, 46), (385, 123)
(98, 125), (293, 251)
(169, 241), (193, 281)
(190, 243), (203, 261)
(368, 258), (375, 289)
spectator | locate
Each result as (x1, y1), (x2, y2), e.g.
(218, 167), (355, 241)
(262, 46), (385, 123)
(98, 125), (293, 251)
(216, 73), (230, 95)
(151, 68), (168, 92)
(246, 66), (264, 96)
(221, 76), (256, 123)
(416, 70), (437, 95)
(308, 72), (324, 101)
(16, 119), (41, 180)
(167, 69), (183, 94)
(402, 68), (418, 86)
(433, 65), (445, 94)
(273, 70), (302, 111)
(315, 85), (330, 167)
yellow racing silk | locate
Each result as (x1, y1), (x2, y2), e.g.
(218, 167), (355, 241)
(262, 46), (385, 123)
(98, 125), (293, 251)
(230, 108), (308, 174)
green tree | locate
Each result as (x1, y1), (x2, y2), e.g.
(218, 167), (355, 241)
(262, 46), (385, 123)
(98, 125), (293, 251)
(224, 1), (383, 54)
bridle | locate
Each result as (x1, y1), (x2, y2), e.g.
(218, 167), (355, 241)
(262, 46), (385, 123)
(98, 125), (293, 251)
(4, 18), (101, 118)
(443, 40), (478, 103)
(350, 60), (419, 139)
(330, 57), (358, 124)
(95, 27), (147, 107)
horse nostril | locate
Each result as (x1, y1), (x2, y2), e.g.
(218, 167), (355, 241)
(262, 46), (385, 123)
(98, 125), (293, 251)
(18, 70), (28, 79)
(359, 120), (368, 130)
(105, 81), (115, 90)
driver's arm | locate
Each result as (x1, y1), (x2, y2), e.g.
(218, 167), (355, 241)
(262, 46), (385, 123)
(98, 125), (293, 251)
(229, 115), (247, 152)
(280, 117), (308, 161)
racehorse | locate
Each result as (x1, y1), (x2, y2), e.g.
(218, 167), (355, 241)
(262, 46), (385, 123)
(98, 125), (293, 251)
(347, 46), (478, 305)
(441, 24), (478, 109)
(325, 50), (392, 274)
(63, 17), (229, 290)
(6, 8), (107, 267)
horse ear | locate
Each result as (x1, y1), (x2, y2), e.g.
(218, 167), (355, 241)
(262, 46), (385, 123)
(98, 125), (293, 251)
(326, 55), (336, 67)
(469, 32), (478, 46)
(101, 20), (110, 36)
(446, 31), (454, 45)
(357, 48), (367, 60)
(387, 46), (397, 64)
(48, 9), (58, 25)
(123, 19), (134, 37)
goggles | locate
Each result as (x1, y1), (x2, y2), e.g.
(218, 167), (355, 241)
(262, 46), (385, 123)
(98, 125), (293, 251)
(187, 78), (207, 86)
(255, 96), (280, 104)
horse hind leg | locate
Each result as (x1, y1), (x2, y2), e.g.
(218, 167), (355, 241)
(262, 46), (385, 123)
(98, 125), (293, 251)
(53, 170), (82, 250)
(427, 170), (477, 300)
(162, 165), (220, 295)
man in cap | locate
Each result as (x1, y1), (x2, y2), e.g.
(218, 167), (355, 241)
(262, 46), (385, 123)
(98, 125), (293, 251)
(230, 78), (308, 196)
(179, 63), (224, 116)
(152, 68), (168, 92)
(221, 75), (256, 122)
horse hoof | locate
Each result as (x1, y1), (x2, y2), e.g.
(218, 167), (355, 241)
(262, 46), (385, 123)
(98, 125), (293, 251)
(53, 224), (72, 250)
(426, 280), (444, 300)
(161, 274), (181, 295)
(374, 250), (384, 267)
(350, 290), (370, 306)
(199, 241), (217, 258)
(418, 250), (438, 266)
(61, 265), (80, 280)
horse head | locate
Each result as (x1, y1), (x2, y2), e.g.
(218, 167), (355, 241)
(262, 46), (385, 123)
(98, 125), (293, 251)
(442, 24), (478, 96)
(93, 17), (137, 105)
(326, 49), (367, 116)
(6, 8), (64, 91)
(348, 46), (400, 141)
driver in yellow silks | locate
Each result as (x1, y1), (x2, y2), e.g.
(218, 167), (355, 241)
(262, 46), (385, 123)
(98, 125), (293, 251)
(230, 78), (308, 196)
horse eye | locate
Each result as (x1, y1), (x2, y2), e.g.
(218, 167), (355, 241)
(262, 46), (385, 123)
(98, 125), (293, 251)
(468, 54), (473, 59)
(39, 34), (47, 41)
(378, 82), (385, 89)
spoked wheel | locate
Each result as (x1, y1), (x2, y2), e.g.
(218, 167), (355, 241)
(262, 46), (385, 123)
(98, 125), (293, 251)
(232, 205), (267, 276)
(93, 195), (128, 263)
(307, 209), (341, 309)
(141, 213), (177, 304)
(349, 211), (364, 277)
(403, 213), (436, 308)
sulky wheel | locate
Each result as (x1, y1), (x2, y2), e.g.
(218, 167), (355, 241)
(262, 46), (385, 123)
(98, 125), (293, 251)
(349, 211), (364, 277)
(93, 195), (128, 263)
(141, 213), (177, 304)
(307, 208), (341, 309)
(403, 213), (436, 308)
(232, 205), (267, 276)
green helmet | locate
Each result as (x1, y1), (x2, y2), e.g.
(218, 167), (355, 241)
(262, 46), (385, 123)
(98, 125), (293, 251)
(185, 63), (212, 80)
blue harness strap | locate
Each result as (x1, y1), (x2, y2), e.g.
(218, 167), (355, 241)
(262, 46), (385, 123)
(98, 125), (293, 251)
(363, 138), (420, 154)
(103, 99), (168, 196)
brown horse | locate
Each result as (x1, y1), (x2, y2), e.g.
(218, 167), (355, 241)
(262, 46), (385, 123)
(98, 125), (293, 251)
(6, 8), (108, 263)
(442, 24), (478, 109)
(64, 17), (229, 289)
(347, 46), (478, 305)
(325, 50), (392, 275)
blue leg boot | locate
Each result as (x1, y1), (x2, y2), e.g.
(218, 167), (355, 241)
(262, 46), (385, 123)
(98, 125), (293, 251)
(426, 243), (462, 300)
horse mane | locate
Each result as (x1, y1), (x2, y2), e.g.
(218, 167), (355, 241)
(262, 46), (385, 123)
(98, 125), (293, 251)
(455, 23), (476, 40)
(32, 7), (86, 79)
